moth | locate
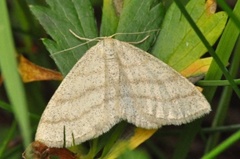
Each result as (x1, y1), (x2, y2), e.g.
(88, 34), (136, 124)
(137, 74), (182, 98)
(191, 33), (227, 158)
(34, 38), (211, 148)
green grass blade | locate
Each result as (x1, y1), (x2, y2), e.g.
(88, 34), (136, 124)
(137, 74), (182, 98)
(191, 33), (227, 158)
(204, 0), (240, 153)
(202, 130), (240, 159)
(202, 124), (240, 134)
(0, 100), (12, 112)
(204, 38), (240, 152)
(210, 43), (240, 144)
(0, 121), (17, 158)
(1, 145), (22, 159)
(0, 0), (31, 147)
(217, 0), (240, 31)
(197, 79), (240, 87)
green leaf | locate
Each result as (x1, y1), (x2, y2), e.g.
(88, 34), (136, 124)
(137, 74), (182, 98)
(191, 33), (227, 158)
(100, 0), (120, 36)
(101, 0), (165, 51)
(30, 0), (98, 75)
(115, 0), (164, 51)
(118, 149), (151, 159)
(102, 127), (156, 159)
(151, 0), (227, 72)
